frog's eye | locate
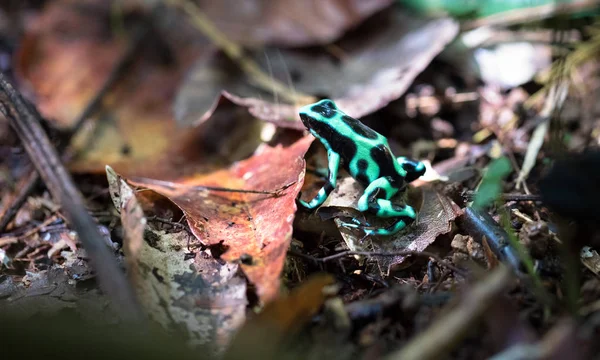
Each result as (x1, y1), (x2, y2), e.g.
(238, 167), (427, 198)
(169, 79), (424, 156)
(312, 100), (337, 119)
(321, 100), (335, 108)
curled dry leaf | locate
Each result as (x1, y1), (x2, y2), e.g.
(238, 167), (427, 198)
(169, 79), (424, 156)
(125, 136), (313, 303)
(198, 0), (393, 47)
(175, 11), (458, 128)
(106, 166), (247, 350)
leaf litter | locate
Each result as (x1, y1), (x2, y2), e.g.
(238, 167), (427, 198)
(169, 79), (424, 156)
(2, 1), (600, 360)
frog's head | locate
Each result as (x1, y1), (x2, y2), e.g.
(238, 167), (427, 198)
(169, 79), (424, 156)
(299, 99), (340, 135)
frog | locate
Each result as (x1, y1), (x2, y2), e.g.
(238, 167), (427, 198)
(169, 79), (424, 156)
(297, 99), (426, 236)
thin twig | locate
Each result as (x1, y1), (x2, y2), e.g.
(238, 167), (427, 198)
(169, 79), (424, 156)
(146, 215), (193, 235)
(463, 190), (542, 202)
(0, 213), (59, 246)
(0, 73), (143, 324)
(130, 177), (297, 195)
(0, 169), (38, 231)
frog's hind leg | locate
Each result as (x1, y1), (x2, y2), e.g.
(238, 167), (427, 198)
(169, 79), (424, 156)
(362, 198), (417, 236)
(396, 156), (426, 183)
(298, 150), (340, 209)
(340, 176), (417, 236)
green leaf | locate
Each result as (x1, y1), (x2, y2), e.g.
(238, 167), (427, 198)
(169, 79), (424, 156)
(399, 0), (599, 20)
(473, 156), (512, 210)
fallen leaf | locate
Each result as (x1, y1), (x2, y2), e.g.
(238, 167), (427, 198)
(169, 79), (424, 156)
(580, 246), (600, 277)
(15, 1), (127, 129)
(175, 10), (458, 127)
(107, 166), (247, 350)
(124, 136), (313, 303)
(0, 266), (118, 322)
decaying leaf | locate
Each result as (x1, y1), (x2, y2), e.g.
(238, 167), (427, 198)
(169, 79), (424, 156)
(0, 265), (118, 322)
(581, 247), (600, 277)
(175, 10), (458, 127)
(107, 166), (247, 350)
(123, 136), (313, 303)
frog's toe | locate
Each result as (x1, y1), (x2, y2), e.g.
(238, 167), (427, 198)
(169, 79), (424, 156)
(363, 228), (377, 236)
(338, 217), (371, 229)
(338, 221), (360, 229)
(297, 198), (312, 209)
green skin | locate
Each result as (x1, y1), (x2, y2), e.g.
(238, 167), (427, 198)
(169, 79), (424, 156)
(298, 99), (426, 236)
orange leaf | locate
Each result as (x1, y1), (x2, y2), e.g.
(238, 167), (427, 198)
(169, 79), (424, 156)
(128, 136), (313, 303)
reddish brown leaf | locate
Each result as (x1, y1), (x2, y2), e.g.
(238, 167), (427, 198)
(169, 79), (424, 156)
(126, 136), (313, 303)
(15, 2), (127, 129)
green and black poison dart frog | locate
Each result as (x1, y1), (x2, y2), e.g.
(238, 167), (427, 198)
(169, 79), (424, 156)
(298, 99), (426, 236)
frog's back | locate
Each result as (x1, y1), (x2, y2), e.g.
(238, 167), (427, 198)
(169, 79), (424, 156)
(329, 116), (405, 186)
(298, 99), (406, 186)
(326, 114), (385, 162)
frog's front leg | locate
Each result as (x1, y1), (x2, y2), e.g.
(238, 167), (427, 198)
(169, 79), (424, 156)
(298, 150), (340, 209)
(396, 156), (426, 183)
(341, 176), (417, 236)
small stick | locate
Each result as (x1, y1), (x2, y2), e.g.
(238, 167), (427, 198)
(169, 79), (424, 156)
(0, 169), (38, 231)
